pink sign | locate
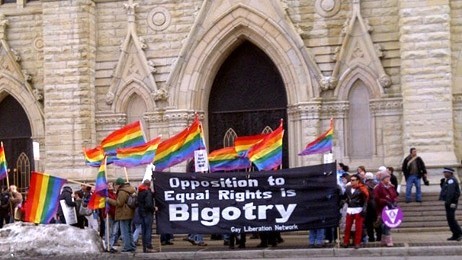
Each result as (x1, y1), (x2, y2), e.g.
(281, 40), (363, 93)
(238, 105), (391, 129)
(382, 206), (403, 228)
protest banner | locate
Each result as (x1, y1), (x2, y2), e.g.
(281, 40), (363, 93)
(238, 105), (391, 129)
(153, 162), (339, 234)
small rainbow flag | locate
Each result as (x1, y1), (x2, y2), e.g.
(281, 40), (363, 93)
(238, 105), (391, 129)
(247, 120), (284, 171)
(298, 119), (333, 156)
(83, 146), (105, 167)
(0, 144), (7, 180)
(114, 137), (161, 168)
(88, 157), (107, 210)
(154, 116), (205, 171)
(101, 121), (145, 155)
(234, 133), (267, 156)
(23, 171), (67, 224)
(208, 146), (250, 172)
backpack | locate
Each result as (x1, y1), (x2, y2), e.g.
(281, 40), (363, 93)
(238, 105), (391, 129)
(124, 191), (138, 209)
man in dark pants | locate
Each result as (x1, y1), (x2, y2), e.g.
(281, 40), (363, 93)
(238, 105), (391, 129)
(439, 167), (462, 241)
(137, 179), (156, 253)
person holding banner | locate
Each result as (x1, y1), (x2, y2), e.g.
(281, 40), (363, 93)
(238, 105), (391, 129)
(439, 167), (462, 241)
(374, 171), (398, 247)
(342, 174), (369, 249)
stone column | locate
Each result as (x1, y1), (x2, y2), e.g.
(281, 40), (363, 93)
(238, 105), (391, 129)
(399, 0), (457, 167)
(42, 0), (96, 178)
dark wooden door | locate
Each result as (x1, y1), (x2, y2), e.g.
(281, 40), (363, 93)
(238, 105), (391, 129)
(208, 41), (288, 168)
(0, 95), (33, 193)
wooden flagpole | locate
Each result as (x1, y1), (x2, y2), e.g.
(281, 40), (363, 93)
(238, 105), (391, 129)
(103, 157), (110, 252)
(123, 167), (129, 182)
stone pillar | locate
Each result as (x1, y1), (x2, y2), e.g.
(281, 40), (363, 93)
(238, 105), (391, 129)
(399, 0), (457, 167)
(42, 0), (96, 178)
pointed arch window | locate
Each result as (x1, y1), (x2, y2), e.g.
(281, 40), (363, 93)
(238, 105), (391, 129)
(347, 80), (372, 159)
(223, 128), (237, 147)
(126, 93), (147, 125)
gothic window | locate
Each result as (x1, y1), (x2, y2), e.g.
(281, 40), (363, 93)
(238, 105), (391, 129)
(262, 126), (273, 134)
(16, 152), (30, 194)
(223, 128), (237, 148)
(347, 80), (372, 159)
(126, 93), (147, 125)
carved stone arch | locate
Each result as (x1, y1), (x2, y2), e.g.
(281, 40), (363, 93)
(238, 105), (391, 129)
(112, 78), (155, 113)
(170, 4), (318, 111)
(335, 64), (382, 101)
(0, 77), (44, 139)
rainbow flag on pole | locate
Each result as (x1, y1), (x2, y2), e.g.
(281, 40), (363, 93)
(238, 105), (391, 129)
(88, 157), (107, 210)
(0, 144), (7, 180)
(154, 116), (205, 171)
(114, 137), (161, 167)
(298, 119), (333, 156)
(23, 172), (67, 224)
(234, 133), (267, 156)
(208, 146), (250, 172)
(247, 120), (284, 171)
(101, 121), (145, 155)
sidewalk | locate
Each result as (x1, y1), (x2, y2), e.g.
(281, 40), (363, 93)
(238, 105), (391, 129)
(99, 230), (462, 259)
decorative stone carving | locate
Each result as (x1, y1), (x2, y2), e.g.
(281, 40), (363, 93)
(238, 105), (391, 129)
(32, 89), (43, 101)
(33, 37), (44, 51)
(105, 92), (115, 105)
(378, 74), (392, 88)
(10, 48), (20, 61)
(148, 7), (171, 31)
(369, 98), (402, 116)
(153, 88), (169, 101)
(139, 37), (147, 50)
(315, 0), (341, 18)
(22, 70), (31, 81)
(319, 76), (337, 91)
(374, 44), (383, 58)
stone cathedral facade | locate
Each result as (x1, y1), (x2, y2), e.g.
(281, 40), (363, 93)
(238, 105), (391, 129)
(0, 0), (461, 186)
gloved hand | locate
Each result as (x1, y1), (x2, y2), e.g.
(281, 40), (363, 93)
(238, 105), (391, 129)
(450, 203), (457, 209)
(360, 211), (366, 218)
(423, 175), (430, 186)
(440, 178), (446, 188)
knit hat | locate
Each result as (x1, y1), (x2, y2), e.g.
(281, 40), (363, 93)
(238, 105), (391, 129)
(381, 172), (391, 180)
(378, 166), (387, 172)
(365, 172), (374, 180)
(443, 167), (455, 174)
(115, 177), (125, 185)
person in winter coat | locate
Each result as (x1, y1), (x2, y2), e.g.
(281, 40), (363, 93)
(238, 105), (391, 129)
(342, 174), (369, 249)
(439, 167), (462, 241)
(137, 179), (155, 253)
(374, 171), (398, 247)
(107, 178), (136, 253)
(57, 186), (76, 224)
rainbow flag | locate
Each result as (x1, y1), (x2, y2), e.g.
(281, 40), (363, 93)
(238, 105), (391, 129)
(88, 192), (106, 210)
(83, 146), (104, 167)
(114, 137), (161, 168)
(208, 146), (250, 172)
(154, 117), (205, 171)
(298, 119), (333, 156)
(247, 121), (284, 171)
(88, 157), (107, 210)
(0, 144), (7, 180)
(101, 121), (145, 155)
(234, 133), (267, 156)
(23, 172), (67, 224)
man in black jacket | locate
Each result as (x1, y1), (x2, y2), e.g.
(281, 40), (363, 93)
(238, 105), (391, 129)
(439, 167), (462, 241)
(137, 179), (155, 253)
(402, 147), (428, 203)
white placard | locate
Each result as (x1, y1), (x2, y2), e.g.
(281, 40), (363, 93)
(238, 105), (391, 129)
(323, 153), (334, 164)
(33, 141), (40, 160)
(194, 150), (209, 172)
(60, 199), (77, 225)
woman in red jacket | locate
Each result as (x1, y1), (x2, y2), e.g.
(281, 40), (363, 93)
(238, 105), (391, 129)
(374, 171), (398, 247)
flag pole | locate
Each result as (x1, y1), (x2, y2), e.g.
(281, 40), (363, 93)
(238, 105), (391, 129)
(123, 167), (129, 182)
(104, 157), (110, 252)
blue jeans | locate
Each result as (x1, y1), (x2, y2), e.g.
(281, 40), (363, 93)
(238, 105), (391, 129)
(309, 229), (325, 246)
(110, 220), (120, 248)
(406, 175), (421, 202)
(141, 214), (153, 248)
(119, 219), (136, 251)
(133, 224), (142, 242)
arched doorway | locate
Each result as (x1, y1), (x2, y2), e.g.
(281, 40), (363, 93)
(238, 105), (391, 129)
(0, 95), (33, 193)
(208, 41), (288, 168)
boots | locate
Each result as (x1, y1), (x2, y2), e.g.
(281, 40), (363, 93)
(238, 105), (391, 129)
(382, 235), (393, 247)
(381, 235), (388, 247)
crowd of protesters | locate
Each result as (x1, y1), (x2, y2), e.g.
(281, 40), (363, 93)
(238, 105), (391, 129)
(1, 147), (460, 253)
